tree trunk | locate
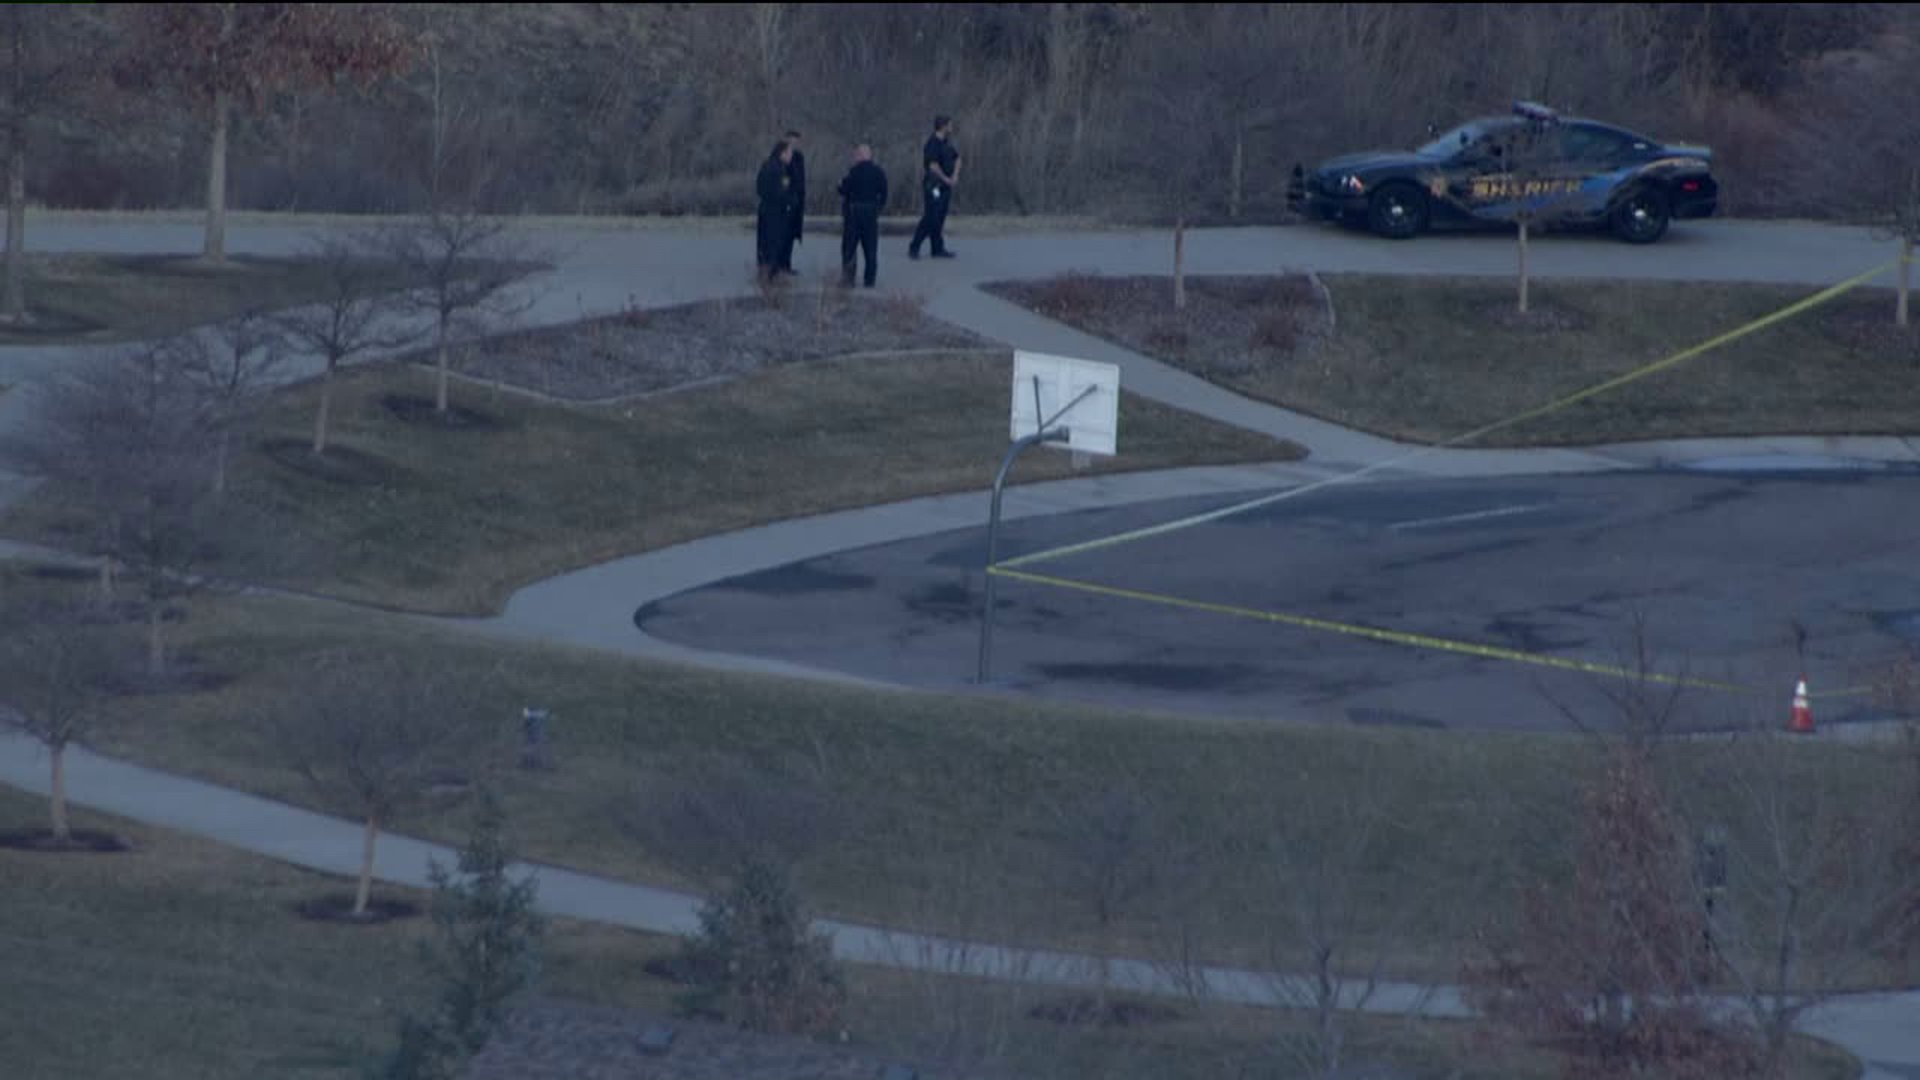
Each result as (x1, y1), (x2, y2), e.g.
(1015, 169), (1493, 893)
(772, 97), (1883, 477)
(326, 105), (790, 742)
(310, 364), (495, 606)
(1229, 128), (1244, 220)
(312, 363), (334, 455)
(1173, 217), (1187, 311)
(354, 814), (380, 916)
(3, 3), (25, 322)
(436, 333), (451, 414)
(146, 598), (165, 676)
(49, 741), (69, 844)
(1899, 234), (1912, 329)
(204, 90), (230, 263)
(1517, 220), (1531, 314)
(213, 428), (230, 498)
(3, 138), (24, 322)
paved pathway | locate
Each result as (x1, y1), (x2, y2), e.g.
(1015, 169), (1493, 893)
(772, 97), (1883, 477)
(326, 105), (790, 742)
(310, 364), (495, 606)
(1, 214), (1916, 1073)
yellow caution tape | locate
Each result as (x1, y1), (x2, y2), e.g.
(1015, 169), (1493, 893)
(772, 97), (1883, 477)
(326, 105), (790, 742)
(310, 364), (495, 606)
(1000, 259), (1903, 572)
(990, 565), (1881, 700)
(984, 260), (1903, 700)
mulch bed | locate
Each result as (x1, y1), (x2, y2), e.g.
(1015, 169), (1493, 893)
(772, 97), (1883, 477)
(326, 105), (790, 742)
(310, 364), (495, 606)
(1026, 994), (1183, 1028)
(436, 293), (993, 403)
(982, 273), (1331, 382)
(0, 827), (132, 853)
(293, 893), (422, 925)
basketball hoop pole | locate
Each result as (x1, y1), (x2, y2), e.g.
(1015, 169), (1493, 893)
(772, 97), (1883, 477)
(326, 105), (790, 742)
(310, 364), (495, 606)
(977, 382), (1096, 685)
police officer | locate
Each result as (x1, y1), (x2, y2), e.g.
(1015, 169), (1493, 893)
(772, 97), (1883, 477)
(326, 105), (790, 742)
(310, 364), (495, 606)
(778, 129), (806, 274)
(908, 114), (960, 260)
(837, 142), (888, 288)
(755, 140), (793, 283)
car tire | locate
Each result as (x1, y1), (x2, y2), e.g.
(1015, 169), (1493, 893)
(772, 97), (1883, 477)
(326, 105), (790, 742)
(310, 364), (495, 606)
(1367, 184), (1429, 240)
(1610, 187), (1670, 244)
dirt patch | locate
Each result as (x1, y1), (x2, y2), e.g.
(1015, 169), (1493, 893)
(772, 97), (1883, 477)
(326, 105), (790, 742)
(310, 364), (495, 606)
(437, 290), (992, 402)
(294, 893), (423, 925)
(25, 564), (97, 583)
(1027, 995), (1184, 1028)
(108, 663), (237, 697)
(380, 393), (512, 432)
(984, 273), (1330, 384)
(0, 827), (133, 853)
(259, 437), (407, 487)
(1479, 299), (1591, 334)
(1819, 296), (1920, 358)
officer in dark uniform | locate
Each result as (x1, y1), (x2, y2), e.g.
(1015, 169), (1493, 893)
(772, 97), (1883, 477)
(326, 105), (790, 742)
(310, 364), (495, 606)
(778, 129), (805, 274)
(755, 140), (793, 283)
(909, 114), (960, 260)
(836, 142), (889, 288)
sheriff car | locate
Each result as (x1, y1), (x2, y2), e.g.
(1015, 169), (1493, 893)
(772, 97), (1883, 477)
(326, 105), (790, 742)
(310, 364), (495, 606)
(1287, 102), (1719, 244)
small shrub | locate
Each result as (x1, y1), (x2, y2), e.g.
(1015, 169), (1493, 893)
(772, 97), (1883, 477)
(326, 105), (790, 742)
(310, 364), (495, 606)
(875, 289), (930, 335)
(673, 858), (848, 1037)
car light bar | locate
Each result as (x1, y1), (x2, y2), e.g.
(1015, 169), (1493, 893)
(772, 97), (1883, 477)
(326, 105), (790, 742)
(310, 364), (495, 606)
(1513, 100), (1558, 122)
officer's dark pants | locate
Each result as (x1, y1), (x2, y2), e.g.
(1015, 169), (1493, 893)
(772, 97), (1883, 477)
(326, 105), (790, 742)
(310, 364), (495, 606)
(909, 185), (951, 256)
(756, 207), (790, 278)
(841, 204), (879, 287)
(779, 206), (802, 271)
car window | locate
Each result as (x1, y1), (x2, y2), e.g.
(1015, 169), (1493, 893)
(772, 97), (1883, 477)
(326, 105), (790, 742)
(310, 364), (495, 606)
(1417, 119), (1516, 158)
(1560, 124), (1637, 163)
(1417, 122), (1483, 157)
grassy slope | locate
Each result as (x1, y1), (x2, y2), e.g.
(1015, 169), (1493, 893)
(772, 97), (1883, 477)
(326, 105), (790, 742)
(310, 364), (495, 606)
(44, 583), (1906, 994)
(2, 352), (1301, 615)
(988, 273), (1920, 447)
(23, 786), (1852, 1080)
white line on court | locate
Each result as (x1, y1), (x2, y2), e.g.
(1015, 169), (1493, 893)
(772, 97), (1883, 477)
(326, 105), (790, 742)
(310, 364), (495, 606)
(1386, 503), (1551, 532)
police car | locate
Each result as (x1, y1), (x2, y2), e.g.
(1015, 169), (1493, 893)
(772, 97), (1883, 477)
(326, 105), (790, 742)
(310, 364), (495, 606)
(1287, 101), (1718, 244)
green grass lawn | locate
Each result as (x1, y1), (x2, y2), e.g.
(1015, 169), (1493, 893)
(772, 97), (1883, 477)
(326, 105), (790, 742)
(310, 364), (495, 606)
(0, 253), (514, 345)
(987, 273), (1920, 447)
(23, 573), (1904, 996)
(0, 351), (1302, 615)
(0, 786), (1858, 1080)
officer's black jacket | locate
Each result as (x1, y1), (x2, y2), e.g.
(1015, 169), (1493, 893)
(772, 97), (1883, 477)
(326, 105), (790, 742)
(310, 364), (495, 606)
(787, 151), (807, 208)
(837, 161), (889, 208)
(756, 156), (788, 211)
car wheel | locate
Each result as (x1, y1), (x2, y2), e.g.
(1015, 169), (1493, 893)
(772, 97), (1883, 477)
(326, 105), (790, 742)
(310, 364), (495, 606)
(1367, 184), (1428, 240)
(1610, 187), (1670, 244)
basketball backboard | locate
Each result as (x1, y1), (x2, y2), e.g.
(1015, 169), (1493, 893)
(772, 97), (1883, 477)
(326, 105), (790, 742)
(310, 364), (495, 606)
(1009, 350), (1119, 457)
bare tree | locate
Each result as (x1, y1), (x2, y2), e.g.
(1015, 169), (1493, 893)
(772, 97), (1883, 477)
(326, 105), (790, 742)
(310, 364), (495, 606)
(1256, 739), (1434, 1080)
(1795, 31), (1920, 326)
(0, 4), (102, 323)
(1048, 783), (1159, 1010)
(376, 208), (539, 416)
(1673, 717), (1918, 1077)
(272, 231), (421, 455)
(174, 310), (289, 499)
(1432, 110), (1598, 316)
(624, 754), (839, 893)
(1464, 735), (1755, 1079)
(0, 342), (221, 673)
(277, 648), (499, 918)
(113, 3), (415, 262)
(0, 598), (120, 845)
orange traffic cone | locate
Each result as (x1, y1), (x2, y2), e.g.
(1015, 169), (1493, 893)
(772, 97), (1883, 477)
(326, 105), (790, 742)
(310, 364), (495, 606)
(1789, 677), (1814, 734)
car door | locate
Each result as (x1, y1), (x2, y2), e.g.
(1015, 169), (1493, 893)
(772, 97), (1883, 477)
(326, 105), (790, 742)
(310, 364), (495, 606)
(1439, 121), (1523, 220)
(1555, 123), (1642, 215)
(1448, 119), (1572, 223)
